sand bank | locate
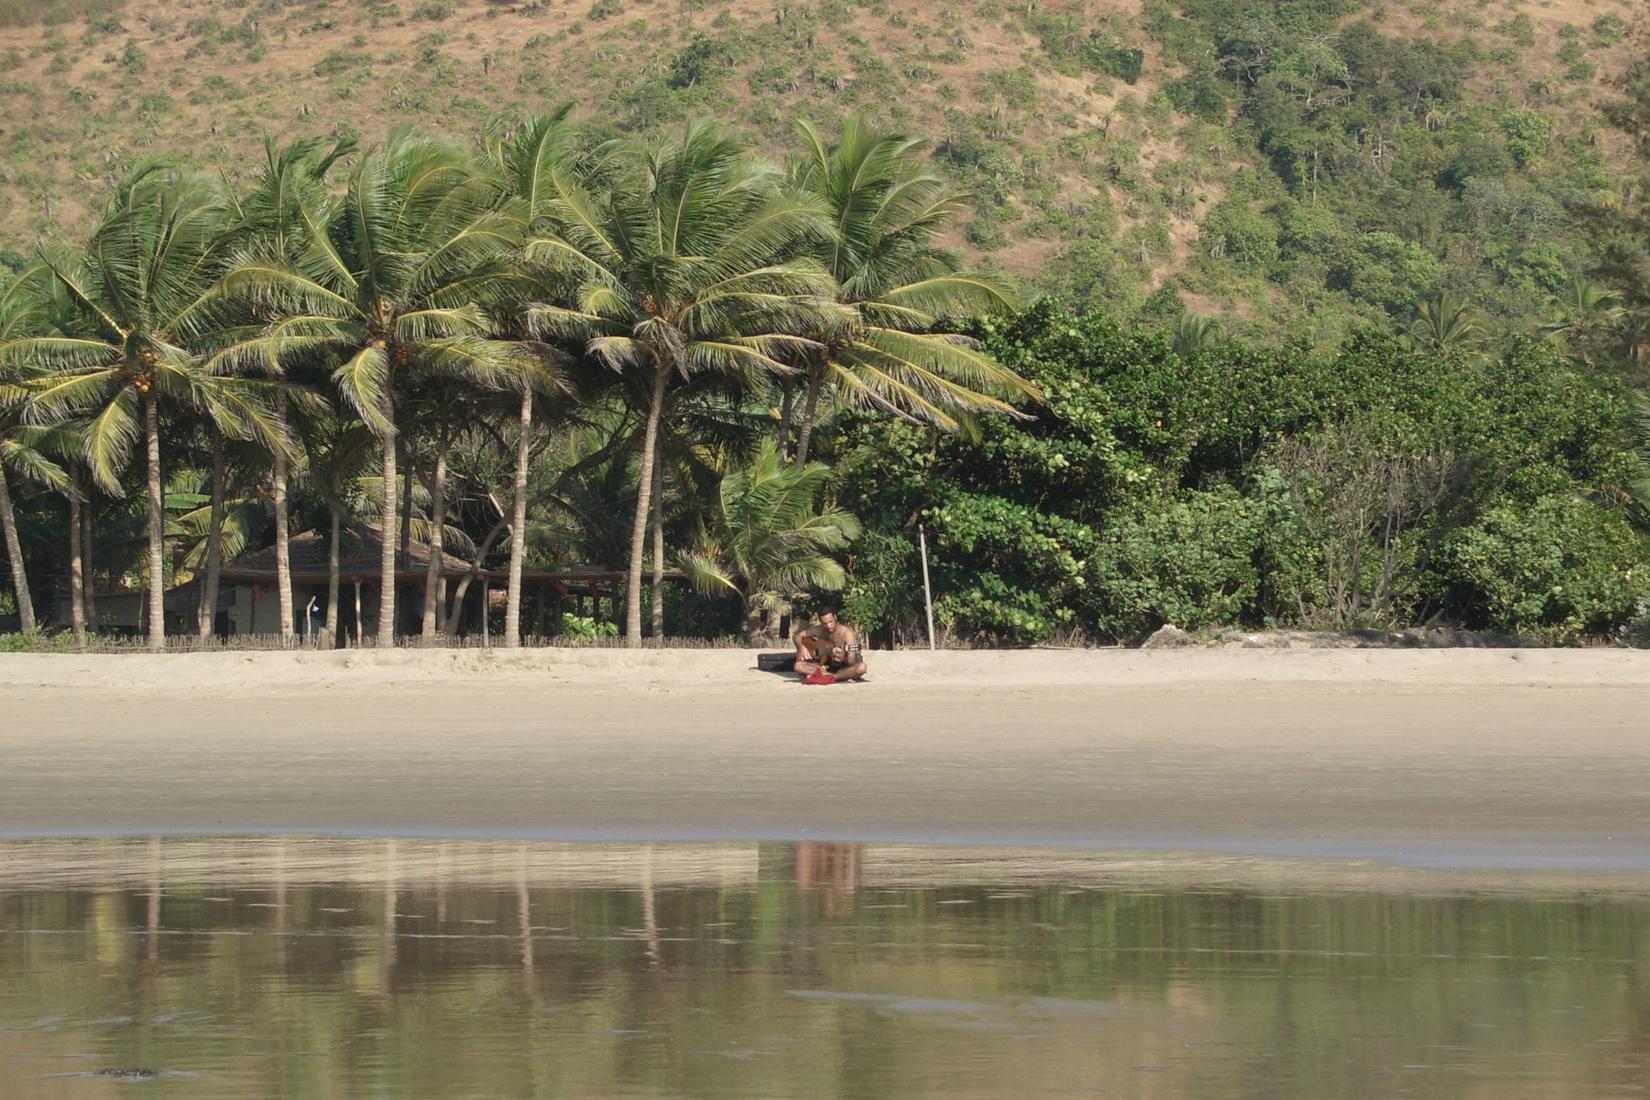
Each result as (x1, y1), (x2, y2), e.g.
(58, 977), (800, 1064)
(2, 648), (1646, 871)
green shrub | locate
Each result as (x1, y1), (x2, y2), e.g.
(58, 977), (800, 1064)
(1492, 12), (1535, 46)
(1201, 199), (1279, 268)
(668, 35), (731, 89)
(1083, 33), (1144, 84)
(0, 630), (76, 654)
(1499, 109), (1550, 168)
(410, 1), (456, 22)
(1438, 495), (1650, 642)
(1330, 231), (1442, 314)
(1085, 487), (1272, 638)
(119, 38), (146, 72)
(558, 613), (618, 640)
(313, 49), (368, 78)
(1623, 601), (1650, 648)
(1590, 14), (1628, 47)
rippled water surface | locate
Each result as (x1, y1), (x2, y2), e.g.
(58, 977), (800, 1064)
(2, 838), (1648, 1099)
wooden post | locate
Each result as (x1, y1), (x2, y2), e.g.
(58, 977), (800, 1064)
(919, 524), (936, 652)
(354, 579), (362, 648)
(482, 580), (490, 648)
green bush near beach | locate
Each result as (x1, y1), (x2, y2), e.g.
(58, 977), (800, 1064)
(836, 304), (1650, 645)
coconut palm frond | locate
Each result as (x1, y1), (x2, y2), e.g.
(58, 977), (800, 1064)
(331, 344), (393, 437)
(80, 385), (141, 494)
(0, 434), (71, 493)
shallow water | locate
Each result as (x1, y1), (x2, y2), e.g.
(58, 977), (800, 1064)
(2, 838), (1648, 1099)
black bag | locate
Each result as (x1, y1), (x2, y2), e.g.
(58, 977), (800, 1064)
(756, 652), (795, 672)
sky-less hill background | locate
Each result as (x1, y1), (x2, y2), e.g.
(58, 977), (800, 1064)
(0, 0), (1643, 345)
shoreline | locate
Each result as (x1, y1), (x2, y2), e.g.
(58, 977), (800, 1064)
(4, 835), (1648, 897)
(4, 649), (1647, 872)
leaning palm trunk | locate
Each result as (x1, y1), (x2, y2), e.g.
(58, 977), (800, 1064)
(66, 490), (85, 650)
(420, 438), (449, 645)
(649, 450), (664, 637)
(272, 412), (294, 645)
(0, 467), (34, 633)
(143, 391), (165, 651)
(377, 390), (398, 648)
(198, 431), (226, 640)
(324, 501), (341, 650)
(793, 362), (824, 467)
(625, 366), (671, 647)
(504, 385), (533, 648)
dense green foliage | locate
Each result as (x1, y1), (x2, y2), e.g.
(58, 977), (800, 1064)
(836, 302), (1649, 644)
(3, 2), (1650, 648)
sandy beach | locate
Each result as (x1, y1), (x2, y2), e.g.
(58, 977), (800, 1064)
(3, 647), (1647, 870)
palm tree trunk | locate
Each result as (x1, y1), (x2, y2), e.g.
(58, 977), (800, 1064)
(273, 401), (293, 644)
(67, 488), (85, 650)
(649, 448), (664, 637)
(0, 466), (35, 633)
(399, 446), (413, 567)
(448, 431), (629, 632)
(741, 589), (763, 644)
(324, 500), (341, 650)
(625, 365), (671, 647)
(81, 499), (95, 630)
(775, 377), (796, 459)
(143, 391), (165, 652)
(794, 362), (823, 467)
(504, 385), (532, 648)
(420, 433), (449, 645)
(198, 430), (225, 640)
(377, 393), (398, 649)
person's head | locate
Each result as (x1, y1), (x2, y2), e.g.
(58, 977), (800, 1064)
(818, 606), (838, 630)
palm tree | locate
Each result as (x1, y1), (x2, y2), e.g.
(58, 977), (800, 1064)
(524, 120), (846, 645)
(680, 440), (861, 640)
(1172, 313), (1225, 358)
(785, 116), (1040, 465)
(500, 357), (574, 647)
(3, 167), (276, 649)
(1627, 390), (1650, 528)
(0, 422), (70, 634)
(1540, 275), (1621, 366)
(297, 413), (377, 647)
(213, 136), (359, 644)
(1405, 292), (1483, 355)
(0, 267), (69, 634)
(215, 130), (525, 646)
(488, 107), (588, 649)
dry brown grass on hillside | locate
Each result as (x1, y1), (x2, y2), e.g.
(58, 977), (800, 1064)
(0, 0), (1172, 278)
(0, 0), (1638, 300)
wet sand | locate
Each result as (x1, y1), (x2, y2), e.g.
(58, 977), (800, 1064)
(2, 648), (1647, 870)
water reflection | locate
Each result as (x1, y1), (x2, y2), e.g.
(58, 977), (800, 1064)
(1, 838), (1647, 1099)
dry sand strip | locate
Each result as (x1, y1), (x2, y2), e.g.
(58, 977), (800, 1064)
(2, 649), (1647, 871)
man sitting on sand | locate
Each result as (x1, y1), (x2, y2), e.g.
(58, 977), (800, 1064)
(793, 608), (868, 682)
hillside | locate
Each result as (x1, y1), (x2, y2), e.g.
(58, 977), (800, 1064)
(0, 0), (1642, 342)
